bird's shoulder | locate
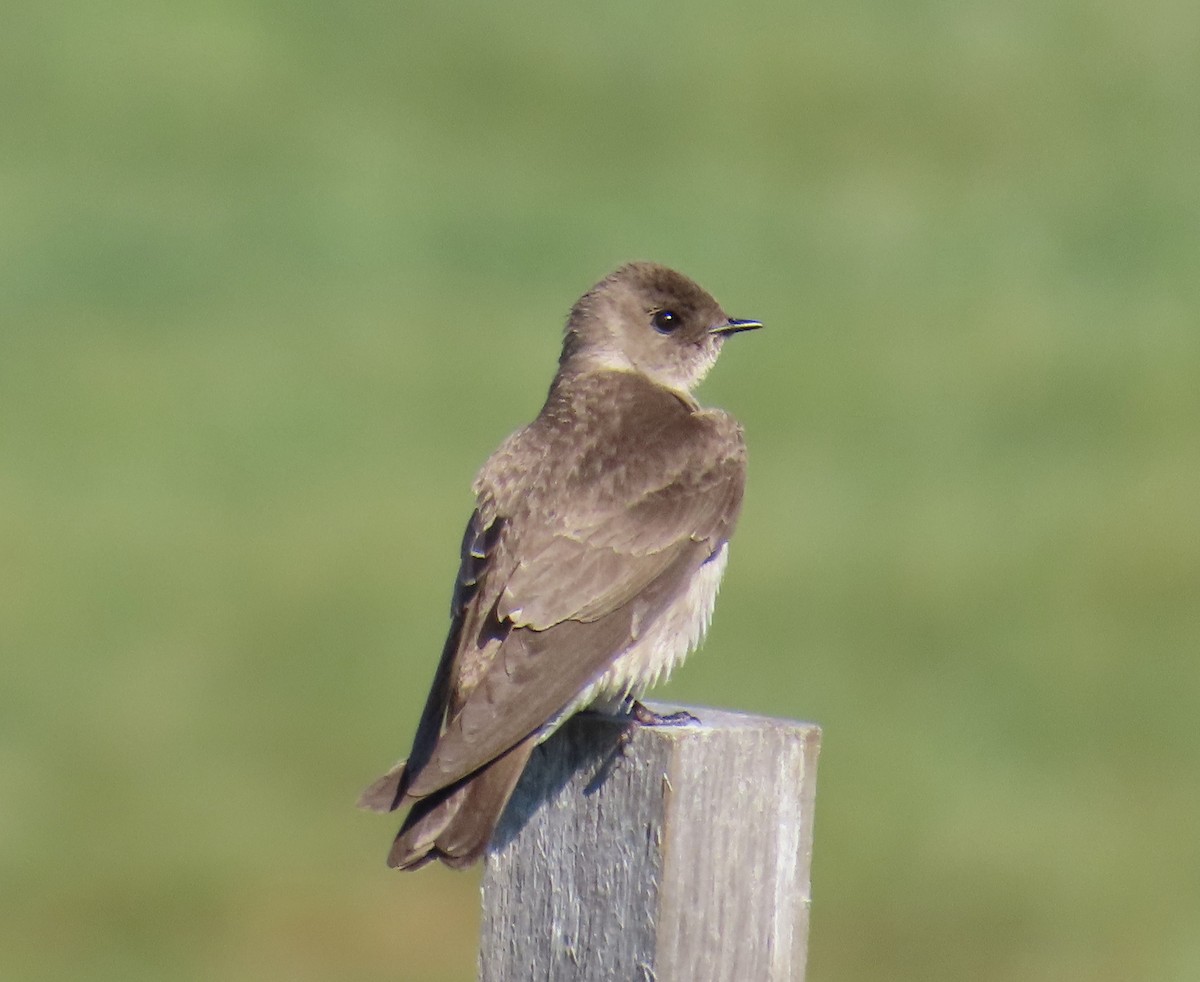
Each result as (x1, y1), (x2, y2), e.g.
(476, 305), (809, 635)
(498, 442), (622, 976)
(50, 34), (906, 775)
(474, 369), (744, 518)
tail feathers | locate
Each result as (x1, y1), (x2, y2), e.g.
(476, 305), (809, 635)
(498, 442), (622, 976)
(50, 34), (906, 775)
(384, 783), (470, 871)
(356, 759), (408, 813)
(386, 735), (538, 871)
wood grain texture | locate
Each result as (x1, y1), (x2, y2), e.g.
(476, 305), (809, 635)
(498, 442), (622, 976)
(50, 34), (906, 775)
(479, 705), (821, 982)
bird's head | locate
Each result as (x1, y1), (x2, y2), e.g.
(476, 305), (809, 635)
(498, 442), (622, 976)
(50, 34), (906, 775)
(560, 262), (761, 394)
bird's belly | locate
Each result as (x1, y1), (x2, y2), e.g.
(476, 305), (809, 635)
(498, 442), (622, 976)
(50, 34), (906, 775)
(579, 542), (729, 712)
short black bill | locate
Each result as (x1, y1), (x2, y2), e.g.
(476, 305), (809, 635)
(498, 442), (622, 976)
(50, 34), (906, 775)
(710, 318), (763, 336)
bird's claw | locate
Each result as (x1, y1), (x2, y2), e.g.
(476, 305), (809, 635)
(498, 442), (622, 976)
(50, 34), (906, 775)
(629, 701), (700, 727)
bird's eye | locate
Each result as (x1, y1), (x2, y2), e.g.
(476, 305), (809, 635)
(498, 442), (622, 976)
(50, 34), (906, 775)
(652, 310), (679, 334)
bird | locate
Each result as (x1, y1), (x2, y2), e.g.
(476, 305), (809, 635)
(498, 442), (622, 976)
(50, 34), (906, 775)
(358, 261), (761, 870)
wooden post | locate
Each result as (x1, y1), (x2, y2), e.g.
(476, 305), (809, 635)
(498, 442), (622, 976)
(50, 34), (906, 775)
(479, 705), (821, 982)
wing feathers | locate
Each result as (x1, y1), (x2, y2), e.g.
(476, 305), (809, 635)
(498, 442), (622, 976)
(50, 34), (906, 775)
(405, 538), (710, 797)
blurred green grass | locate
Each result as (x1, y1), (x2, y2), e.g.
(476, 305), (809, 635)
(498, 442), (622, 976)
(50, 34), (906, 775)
(2, 1), (1198, 979)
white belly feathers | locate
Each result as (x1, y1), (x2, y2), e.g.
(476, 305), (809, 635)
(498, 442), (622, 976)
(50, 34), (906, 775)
(549, 542), (730, 727)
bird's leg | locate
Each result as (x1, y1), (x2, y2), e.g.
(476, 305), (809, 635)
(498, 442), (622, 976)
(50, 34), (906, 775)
(628, 699), (700, 727)
(579, 700), (701, 794)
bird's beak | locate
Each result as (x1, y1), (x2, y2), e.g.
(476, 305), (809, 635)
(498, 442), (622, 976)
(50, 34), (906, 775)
(710, 318), (763, 337)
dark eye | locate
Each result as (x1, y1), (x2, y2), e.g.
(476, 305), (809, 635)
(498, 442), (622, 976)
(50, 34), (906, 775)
(652, 310), (680, 334)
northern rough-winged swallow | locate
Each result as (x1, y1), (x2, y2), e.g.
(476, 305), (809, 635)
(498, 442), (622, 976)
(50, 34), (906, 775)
(359, 262), (761, 870)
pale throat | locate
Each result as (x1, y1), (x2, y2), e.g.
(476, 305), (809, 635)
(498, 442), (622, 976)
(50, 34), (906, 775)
(566, 343), (716, 399)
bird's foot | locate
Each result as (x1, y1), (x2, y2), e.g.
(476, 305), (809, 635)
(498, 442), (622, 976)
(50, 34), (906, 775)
(628, 700), (700, 727)
(580, 702), (699, 794)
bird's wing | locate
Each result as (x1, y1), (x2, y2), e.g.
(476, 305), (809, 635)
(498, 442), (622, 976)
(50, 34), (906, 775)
(356, 509), (500, 813)
(404, 412), (745, 800)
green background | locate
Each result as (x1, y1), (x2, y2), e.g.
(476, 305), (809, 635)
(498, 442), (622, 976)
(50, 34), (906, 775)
(4, 1), (1198, 979)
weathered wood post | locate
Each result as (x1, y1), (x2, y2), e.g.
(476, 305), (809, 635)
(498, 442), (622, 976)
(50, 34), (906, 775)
(479, 705), (821, 981)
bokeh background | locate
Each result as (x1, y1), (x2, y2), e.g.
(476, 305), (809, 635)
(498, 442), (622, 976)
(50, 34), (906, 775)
(4, 1), (1198, 979)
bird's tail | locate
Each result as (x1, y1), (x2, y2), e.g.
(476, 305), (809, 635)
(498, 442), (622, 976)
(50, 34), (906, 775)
(373, 734), (538, 871)
(357, 760), (409, 813)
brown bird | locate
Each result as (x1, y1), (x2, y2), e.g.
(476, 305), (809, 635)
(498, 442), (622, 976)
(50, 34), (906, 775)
(359, 262), (761, 870)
